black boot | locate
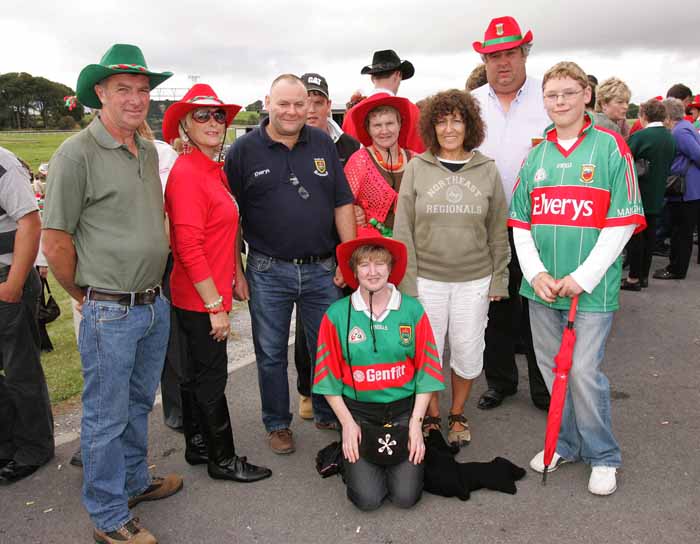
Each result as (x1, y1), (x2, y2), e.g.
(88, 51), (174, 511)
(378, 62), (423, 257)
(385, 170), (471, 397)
(202, 396), (272, 483)
(181, 389), (208, 465)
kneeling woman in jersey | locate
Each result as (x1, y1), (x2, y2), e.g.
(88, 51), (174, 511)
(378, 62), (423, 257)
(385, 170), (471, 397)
(313, 231), (445, 511)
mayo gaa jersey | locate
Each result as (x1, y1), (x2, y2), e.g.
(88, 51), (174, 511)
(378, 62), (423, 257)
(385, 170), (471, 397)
(508, 114), (646, 312)
(313, 291), (445, 404)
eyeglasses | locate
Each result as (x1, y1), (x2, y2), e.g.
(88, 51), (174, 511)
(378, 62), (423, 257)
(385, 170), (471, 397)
(191, 108), (227, 124)
(289, 172), (310, 200)
(543, 89), (584, 103)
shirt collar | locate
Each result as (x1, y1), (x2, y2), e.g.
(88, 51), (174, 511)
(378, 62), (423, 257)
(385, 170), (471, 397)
(260, 116), (309, 148)
(487, 76), (529, 103)
(646, 122), (664, 128)
(370, 87), (396, 97)
(545, 111), (594, 143)
(89, 115), (148, 152)
(326, 118), (343, 143)
(351, 283), (401, 321)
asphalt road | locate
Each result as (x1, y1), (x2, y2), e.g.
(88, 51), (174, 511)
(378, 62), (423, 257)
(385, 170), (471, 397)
(1, 251), (699, 544)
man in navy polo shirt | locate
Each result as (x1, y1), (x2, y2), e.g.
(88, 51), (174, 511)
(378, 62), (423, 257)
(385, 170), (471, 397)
(225, 74), (355, 455)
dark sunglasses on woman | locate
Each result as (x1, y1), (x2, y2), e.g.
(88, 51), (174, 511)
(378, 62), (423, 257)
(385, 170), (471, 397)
(192, 109), (227, 124)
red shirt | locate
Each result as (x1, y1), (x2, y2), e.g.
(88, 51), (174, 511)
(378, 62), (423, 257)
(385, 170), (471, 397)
(165, 148), (239, 312)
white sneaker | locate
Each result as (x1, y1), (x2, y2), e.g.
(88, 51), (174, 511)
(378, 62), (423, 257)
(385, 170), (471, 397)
(529, 450), (571, 473)
(588, 466), (617, 496)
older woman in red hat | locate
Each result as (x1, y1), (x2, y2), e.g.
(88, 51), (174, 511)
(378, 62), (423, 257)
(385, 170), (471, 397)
(163, 84), (271, 483)
(344, 94), (415, 235)
(313, 229), (444, 510)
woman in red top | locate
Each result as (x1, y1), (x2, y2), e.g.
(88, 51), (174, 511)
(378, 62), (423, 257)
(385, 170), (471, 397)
(163, 84), (271, 483)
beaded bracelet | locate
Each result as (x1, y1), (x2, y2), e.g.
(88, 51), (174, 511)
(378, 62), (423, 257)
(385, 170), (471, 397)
(204, 295), (223, 309)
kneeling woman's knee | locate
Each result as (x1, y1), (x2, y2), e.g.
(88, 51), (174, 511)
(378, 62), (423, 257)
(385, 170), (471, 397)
(389, 487), (422, 509)
(347, 485), (385, 511)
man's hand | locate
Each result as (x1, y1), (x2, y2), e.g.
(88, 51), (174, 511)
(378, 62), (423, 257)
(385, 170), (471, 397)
(333, 265), (347, 288)
(556, 275), (584, 298)
(233, 274), (250, 301)
(353, 205), (367, 227)
(532, 272), (559, 303)
(0, 281), (22, 303)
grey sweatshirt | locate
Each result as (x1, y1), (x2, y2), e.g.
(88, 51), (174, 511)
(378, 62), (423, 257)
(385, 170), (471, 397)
(393, 150), (510, 298)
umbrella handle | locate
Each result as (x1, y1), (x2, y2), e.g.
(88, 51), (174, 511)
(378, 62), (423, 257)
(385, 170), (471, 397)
(567, 295), (579, 328)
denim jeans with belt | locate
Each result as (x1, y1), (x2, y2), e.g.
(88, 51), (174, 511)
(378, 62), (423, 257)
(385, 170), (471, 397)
(529, 302), (621, 468)
(246, 249), (341, 431)
(79, 293), (170, 532)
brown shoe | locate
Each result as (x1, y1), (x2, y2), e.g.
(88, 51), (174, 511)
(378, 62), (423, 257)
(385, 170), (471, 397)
(299, 395), (313, 420)
(268, 429), (295, 454)
(93, 517), (157, 544)
(127, 474), (183, 508)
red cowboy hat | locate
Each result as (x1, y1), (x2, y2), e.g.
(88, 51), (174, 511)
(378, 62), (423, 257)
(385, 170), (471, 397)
(687, 95), (700, 110)
(162, 83), (241, 144)
(349, 92), (412, 148)
(336, 227), (407, 290)
(472, 16), (533, 55)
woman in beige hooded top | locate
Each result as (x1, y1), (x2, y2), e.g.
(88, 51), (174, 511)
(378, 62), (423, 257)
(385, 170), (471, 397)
(394, 89), (510, 448)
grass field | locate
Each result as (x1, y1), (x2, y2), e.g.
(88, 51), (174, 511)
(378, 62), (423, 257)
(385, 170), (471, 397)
(0, 132), (76, 171)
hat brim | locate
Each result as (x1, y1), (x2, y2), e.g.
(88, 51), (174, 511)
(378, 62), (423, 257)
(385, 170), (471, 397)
(361, 60), (414, 81)
(76, 64), (173, 109)
(472, 29), (533, 55)
(162, 102), (241, 145)
(336, 234), (407, 290)
(349, 94), (413, 148)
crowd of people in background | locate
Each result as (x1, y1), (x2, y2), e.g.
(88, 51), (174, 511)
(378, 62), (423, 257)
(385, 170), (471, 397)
(1, 13), (699, 544)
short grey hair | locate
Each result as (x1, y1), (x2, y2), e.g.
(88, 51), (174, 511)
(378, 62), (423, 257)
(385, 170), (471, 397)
(663, 98), (686, 122)
(480, 43), (532, 63)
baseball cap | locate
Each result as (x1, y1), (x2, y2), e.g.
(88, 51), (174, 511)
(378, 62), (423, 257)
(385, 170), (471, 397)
(301, 73), (329, 99)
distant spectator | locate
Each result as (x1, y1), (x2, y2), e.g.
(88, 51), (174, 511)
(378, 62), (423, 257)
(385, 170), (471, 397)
(465, 64), (487, 91)
(586, 74), (598, 111)
(666, 83), (693, 105)
(595, 77), (631, 138)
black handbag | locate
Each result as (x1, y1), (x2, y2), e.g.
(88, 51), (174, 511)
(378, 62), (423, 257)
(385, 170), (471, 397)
(346, 298), (411, 466)
(38, 276), (61, 324)
(665, 159), (690, 197)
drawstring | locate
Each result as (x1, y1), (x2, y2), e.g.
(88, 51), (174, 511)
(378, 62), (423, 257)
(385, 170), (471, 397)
(368, 291), (378, 353)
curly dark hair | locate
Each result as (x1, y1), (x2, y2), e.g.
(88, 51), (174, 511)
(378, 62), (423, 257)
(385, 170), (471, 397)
(419, 89), (485, 154)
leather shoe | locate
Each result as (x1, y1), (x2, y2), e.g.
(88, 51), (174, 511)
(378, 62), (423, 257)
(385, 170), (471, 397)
(70, 448), (83, 468)
(0, 458), (12, 470)
(208, 455), (272, 483)
(128, 474), (183, 508)
(640, 278), (649, 288)
(652, 269), (684, 280)
(0, 460), (41, 485)
(620, 279), (641, 291)
(477, 389), (511, 410)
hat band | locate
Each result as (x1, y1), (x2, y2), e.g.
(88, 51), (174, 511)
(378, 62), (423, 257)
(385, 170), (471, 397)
(186, 95), (223, 105)
(107, 63), (148, 72)
(482, 34), (523, 48)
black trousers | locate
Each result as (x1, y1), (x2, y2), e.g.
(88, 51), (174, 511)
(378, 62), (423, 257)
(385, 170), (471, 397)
(0, 267), (54, 465)
(628, 214), (658, 280)
(160, 255), (183, 428)
(174, 307), (228, 405)
(483, 230), (549, 404)
(668, 200), (700, 277)
(294, 308), (312, 397)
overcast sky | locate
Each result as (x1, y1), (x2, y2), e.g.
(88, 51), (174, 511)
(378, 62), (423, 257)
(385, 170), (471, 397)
(3, 0), (699, 108)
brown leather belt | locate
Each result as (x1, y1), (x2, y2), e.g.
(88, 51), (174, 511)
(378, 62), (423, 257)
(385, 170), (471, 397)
(87, 287), (161, 306)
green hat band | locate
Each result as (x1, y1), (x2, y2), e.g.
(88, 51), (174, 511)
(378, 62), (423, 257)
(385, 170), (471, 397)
(482, 34), (523, 47)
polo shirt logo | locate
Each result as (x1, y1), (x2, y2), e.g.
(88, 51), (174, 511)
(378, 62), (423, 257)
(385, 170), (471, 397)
(580, 164), (596, 183)
(534, 168), (547, 183)
(313, 158), (328, 177)
(254, 168), (271, 178)
(349, 326), (366, 343)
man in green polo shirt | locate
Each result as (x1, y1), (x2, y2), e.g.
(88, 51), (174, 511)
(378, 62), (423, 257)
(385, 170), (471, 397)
(42, 44), (182, 544)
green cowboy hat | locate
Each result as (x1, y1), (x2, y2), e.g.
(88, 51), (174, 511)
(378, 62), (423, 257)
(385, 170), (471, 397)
(76, 43), (173, 109)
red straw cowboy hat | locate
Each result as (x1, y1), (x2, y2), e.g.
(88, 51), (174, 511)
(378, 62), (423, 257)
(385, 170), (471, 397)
(472, 16), (533, 55)
(162, 83), (241, 144)
(349, 92), (412, 148)
(687, 95), (700, 111)
(337, 227), (407, 290)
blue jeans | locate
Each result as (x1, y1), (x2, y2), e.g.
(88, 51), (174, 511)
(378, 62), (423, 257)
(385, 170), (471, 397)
(79, 294), (170, 532)
(246, 249), (341, 431)
(529, 302), (621, 468)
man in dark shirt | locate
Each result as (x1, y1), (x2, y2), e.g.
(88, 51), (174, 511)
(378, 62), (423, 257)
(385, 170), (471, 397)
(293, 73), (361, 420)
(225, 74), (355, 454)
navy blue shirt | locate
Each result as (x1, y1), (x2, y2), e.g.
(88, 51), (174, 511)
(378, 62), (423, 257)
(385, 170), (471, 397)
(224, 118), (353, 260)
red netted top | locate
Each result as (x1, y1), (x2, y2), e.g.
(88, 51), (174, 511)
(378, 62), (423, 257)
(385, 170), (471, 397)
(344, 148), (399, 224)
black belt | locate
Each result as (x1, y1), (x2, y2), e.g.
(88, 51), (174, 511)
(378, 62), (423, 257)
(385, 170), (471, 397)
(256, 251), (333, 265)
(87, 286), (161, 306)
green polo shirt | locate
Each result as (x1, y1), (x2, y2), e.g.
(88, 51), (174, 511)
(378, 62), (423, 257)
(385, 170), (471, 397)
(43, 116), (168, 292)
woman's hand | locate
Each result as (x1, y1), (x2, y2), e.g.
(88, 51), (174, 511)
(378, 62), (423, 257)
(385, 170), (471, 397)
(342, 418), (362, 463)
(489, 295), (502, 302)
(556, 275), (583, 298)
(353, 205), (367, 227)
(209, 311), (230, 342)
(408, 419), (426, 465)
(532, 271), (559, 303)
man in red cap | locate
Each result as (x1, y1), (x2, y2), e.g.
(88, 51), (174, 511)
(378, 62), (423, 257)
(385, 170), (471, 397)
(471, 16), (551, 412)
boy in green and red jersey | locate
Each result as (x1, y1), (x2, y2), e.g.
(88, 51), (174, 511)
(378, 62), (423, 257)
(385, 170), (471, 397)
(508, 62), (645, 496)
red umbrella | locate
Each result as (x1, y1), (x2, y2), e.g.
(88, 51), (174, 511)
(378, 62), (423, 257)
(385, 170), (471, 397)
(542, 295), (579, 484)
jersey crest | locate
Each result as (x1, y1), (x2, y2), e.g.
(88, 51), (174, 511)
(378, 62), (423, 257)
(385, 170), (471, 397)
(348, 326), (366, 343)
(534, 167), (547, 183)
(399, 324), (413, 346)
(580, 164), (596, 183)
(313, 157), (328, 177)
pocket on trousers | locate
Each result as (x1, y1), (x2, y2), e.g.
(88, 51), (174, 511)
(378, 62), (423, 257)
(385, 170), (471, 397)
(96, 303), (130, 323)
(246, 252), (273, 273)
(319, 255), (336, 273)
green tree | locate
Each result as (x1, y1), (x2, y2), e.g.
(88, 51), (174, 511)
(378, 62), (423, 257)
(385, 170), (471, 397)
(627, 103), (639, 119)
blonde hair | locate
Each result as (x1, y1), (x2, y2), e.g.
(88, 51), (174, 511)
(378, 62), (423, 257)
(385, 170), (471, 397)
(595, 77), (631, 111)
(542, 61), (589, 91)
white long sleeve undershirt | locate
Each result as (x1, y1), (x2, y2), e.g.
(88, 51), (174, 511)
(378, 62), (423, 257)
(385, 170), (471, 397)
(513, 225), (636, 294)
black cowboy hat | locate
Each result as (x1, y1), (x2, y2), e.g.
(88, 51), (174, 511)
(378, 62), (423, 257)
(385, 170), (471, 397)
(360, 50), (414, 80)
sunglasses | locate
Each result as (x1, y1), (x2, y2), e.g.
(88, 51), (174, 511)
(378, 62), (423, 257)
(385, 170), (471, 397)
(191, 108), (227, 124)
(289, 172), (310, 200)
